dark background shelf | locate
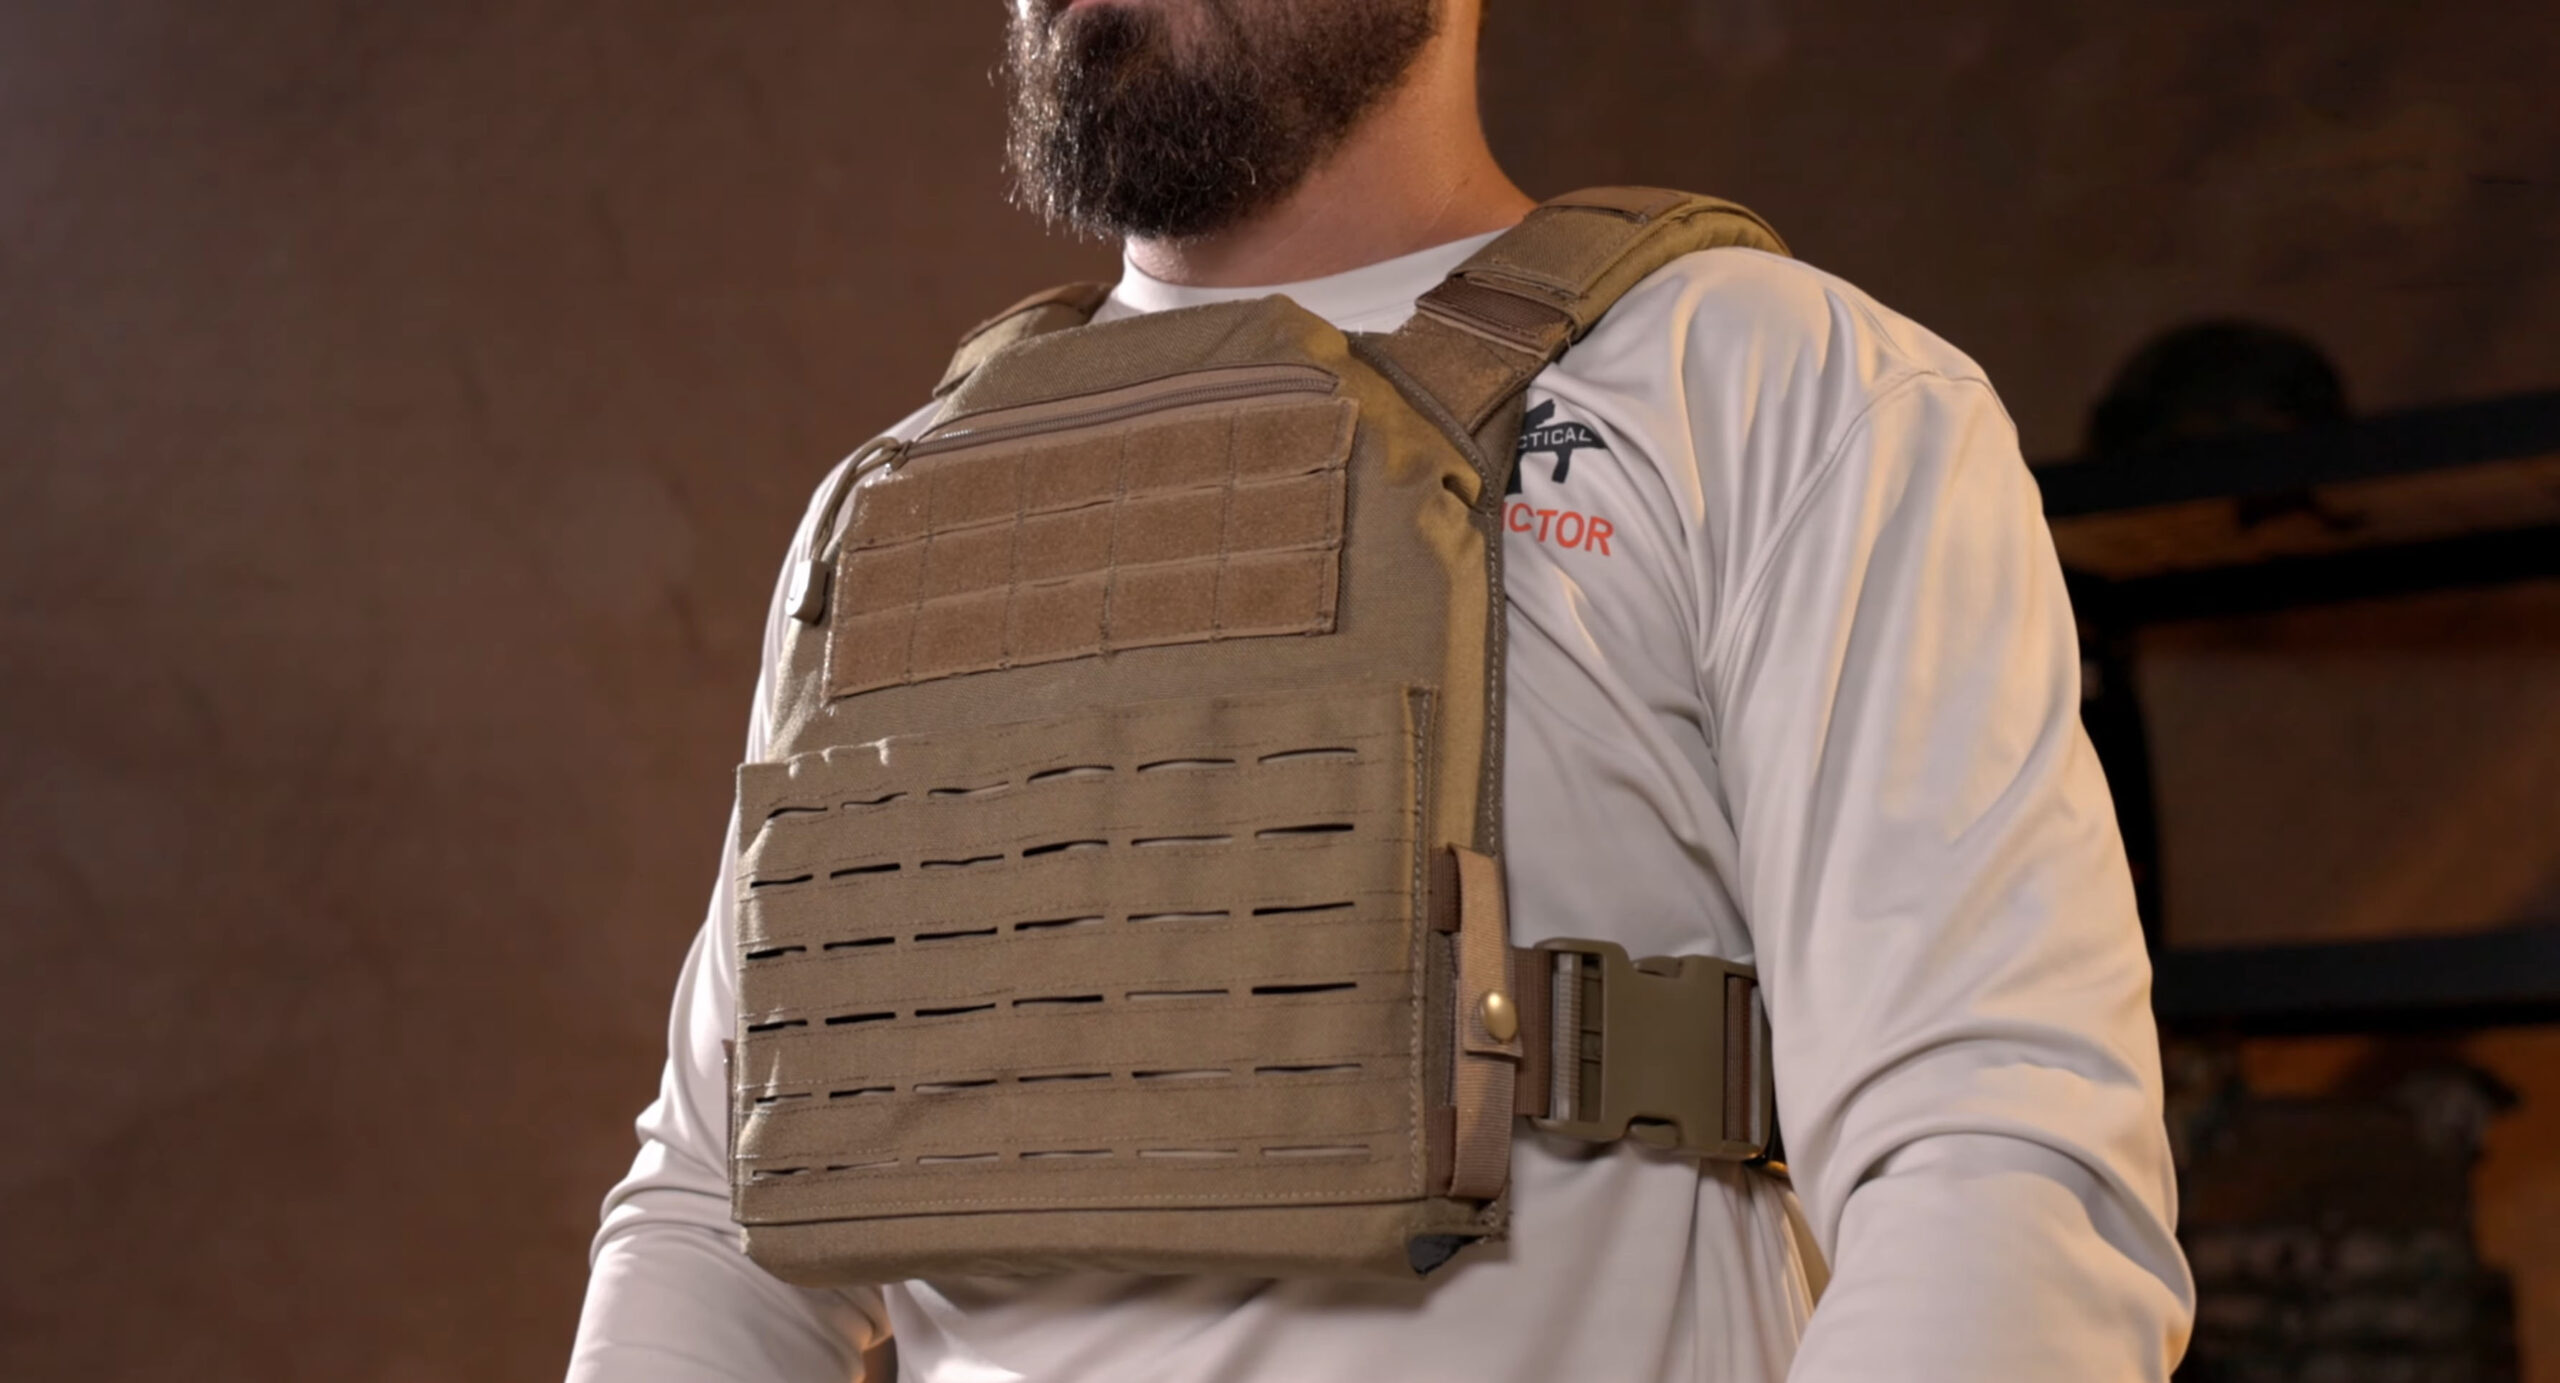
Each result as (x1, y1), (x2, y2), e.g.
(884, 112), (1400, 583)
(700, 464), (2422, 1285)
(2044, 389), (2560, 1035)
(2153, 922), (2560, 1037)
(2038, 390), (2560, 518)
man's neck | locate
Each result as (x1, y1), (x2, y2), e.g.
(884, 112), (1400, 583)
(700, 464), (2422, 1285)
(1122, 23), (1534, 288)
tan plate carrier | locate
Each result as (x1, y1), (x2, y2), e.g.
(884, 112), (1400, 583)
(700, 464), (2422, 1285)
(730, 189), (1790, 1284)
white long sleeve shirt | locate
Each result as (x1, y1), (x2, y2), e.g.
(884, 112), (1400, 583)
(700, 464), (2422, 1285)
(568, 233), (2194, 1383)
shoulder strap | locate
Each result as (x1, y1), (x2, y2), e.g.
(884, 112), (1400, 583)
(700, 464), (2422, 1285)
(1364, 188), (1787, 472)
(933, 280), (1114, 398)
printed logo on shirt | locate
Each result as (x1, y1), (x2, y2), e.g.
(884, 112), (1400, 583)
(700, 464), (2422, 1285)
(1505, 399), (1618, 557)
(1506, 400), (1608, 493)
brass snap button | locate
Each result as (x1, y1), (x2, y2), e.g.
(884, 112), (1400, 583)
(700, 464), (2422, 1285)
(1479, 990), (1519, 1043)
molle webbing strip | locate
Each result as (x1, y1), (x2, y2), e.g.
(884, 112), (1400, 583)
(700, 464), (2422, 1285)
(740, 842), (1407, 953)
(736, 680), (1408, 858)
(741, 995), (1413, 1094)
(732, 686), (1432, 1224)
(825, 395), (1356, 696)
(742, 1070), (1409, 1169)
(740, 914), (1402, 1020)
(741, 763), (1385, 883)
(933, 281), (1113, 399)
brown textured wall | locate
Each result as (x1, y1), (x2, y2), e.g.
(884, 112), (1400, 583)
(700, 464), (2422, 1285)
(3, 1), (2554, 1380)
(0, 4), (1107, 1377)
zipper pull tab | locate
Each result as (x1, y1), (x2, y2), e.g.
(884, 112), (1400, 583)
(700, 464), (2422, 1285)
(789, 435), (906, 625)
(786, 554), (834, 625)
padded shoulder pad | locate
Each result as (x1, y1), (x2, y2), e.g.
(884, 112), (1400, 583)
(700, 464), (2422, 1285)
(1454, 189), (1788, 333)
(935, 281), (1115, 398)
(1368, 189), (1787, 437)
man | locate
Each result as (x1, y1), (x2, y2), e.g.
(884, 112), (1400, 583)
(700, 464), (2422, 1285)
(567, 0), (2195, 1378)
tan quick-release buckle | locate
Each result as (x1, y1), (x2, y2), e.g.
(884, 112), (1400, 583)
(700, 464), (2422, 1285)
(1529, 939), (1775, 1163)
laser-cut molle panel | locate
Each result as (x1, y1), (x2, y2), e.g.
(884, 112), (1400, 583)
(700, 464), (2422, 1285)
(824, 395), (1356, 698)
(730, 686), (1430, 1224)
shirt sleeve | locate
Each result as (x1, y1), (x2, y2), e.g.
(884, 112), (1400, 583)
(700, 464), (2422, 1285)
(566, 460), (891, 1383)
(1701, 371), (2196, 1381)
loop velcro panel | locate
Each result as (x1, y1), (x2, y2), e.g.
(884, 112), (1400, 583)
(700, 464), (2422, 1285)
(827, 390), (1356, 696)
(732, 685), (1433, 1225)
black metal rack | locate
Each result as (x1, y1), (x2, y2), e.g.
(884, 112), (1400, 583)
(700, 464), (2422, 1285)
(2038, 389), (2560, 1037)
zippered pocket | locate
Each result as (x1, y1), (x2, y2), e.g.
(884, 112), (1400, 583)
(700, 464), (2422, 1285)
(816, 363), (1360, 699)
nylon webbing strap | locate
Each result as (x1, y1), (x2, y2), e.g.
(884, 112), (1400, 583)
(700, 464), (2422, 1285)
(933, 280), (1113, 398)
(1374, 188), (1789, 447)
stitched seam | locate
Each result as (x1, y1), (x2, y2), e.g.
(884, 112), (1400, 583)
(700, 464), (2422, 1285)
(742, 1179), (1413, 1216)
(1407, 687), (1433, 1198)
(1696, 372), (1999, 715)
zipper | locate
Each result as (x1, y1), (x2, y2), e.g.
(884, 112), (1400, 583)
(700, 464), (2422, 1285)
(791, 363), (1339, 624)
(903, 362), (1337, 463)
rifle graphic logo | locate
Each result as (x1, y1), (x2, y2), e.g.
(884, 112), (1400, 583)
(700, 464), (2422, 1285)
(1507, 400), (1610, 494)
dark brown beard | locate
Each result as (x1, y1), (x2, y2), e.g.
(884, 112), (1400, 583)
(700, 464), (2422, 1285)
(1005, 0), (1439, 241)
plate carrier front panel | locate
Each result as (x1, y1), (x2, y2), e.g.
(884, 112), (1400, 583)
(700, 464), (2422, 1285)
(729, 189), (1789, 1283)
